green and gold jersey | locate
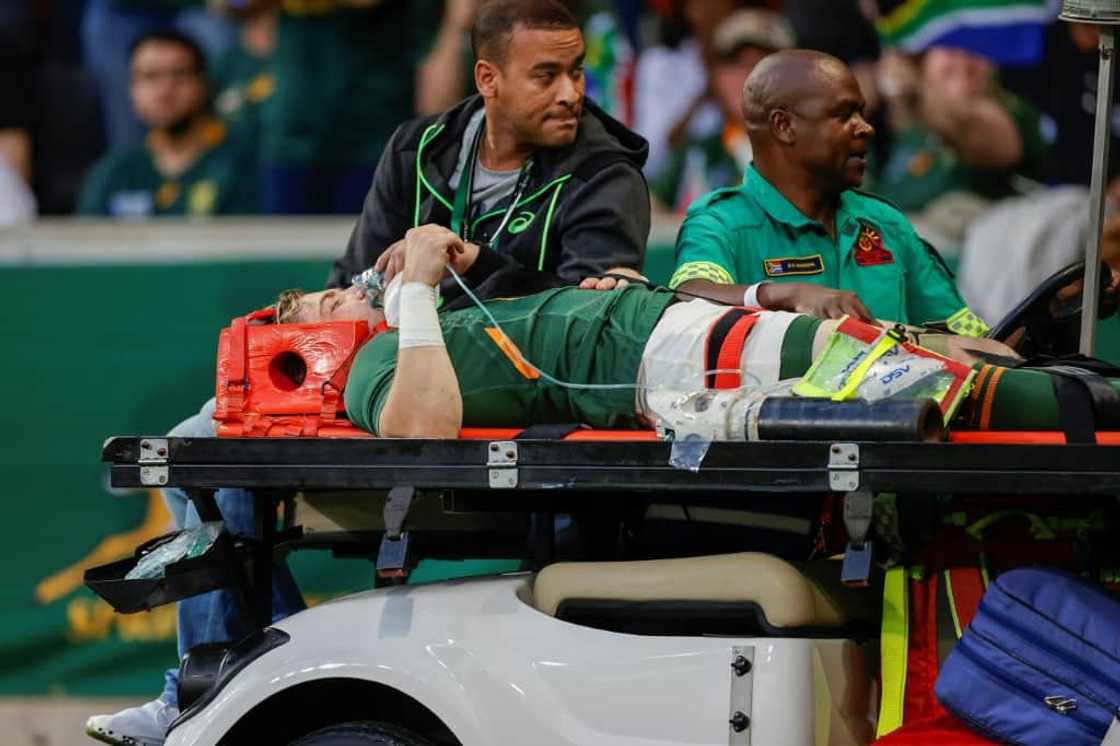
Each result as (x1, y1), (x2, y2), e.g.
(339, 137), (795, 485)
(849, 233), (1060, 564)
(262, 0), (438, 168)
(77, 119), (258, 217)
(212, 42), (274, 147)
(871, 89), (1049, 212)
(344, 286), (675, 435)
(671, 166), (987, 335)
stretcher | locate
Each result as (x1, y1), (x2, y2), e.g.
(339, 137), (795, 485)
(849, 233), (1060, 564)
(98, 429), (1120, 623)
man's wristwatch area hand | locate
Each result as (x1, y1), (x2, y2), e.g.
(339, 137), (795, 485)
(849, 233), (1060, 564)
(755, 281), (788, 311)
(742, 281), (771, 309)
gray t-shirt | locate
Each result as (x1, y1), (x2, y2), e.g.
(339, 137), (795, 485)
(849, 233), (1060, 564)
(448, 109), (521, 217)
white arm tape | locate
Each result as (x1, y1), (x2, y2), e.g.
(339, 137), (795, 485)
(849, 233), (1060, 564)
(742, 282), (769, 309)
(398, 282), (444, 349)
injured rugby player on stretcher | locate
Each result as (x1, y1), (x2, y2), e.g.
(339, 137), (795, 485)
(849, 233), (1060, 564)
(272, 234), (1113, 441)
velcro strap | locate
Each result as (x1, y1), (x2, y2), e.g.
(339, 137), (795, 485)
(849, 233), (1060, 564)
(943, 567), (986, 639)
(1046, 365), (1120, 443)
(704, 308), (756, 389)
(516, 423), (588, 440)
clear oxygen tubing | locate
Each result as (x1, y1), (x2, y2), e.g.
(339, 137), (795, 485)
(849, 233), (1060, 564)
(442, 264), (762, 393)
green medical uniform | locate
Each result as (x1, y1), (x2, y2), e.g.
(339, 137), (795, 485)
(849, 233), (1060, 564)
(77, 119), (258, 217)
(344, 287), (675, 435)
(671, 166), (989, 335)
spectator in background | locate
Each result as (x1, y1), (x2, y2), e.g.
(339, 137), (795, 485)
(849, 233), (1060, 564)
(1003, 21), (1120, 189)
(578, 0), (636, 123)
(632, 0), (743, 179)
(650, 8), (793, 213)
(416, 0), (480, 116)
(82, 0), (234, 148)
(77, 30), (258, 217)
(0, 3), (38, 224)
(211, 0), (278, 148)
(257, 0), (438, 214)
(871, 45), (1049, 213)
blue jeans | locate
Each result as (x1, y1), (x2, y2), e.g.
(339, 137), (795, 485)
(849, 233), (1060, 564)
(82, 0), (234, 148)
(159, 399), (305, 706)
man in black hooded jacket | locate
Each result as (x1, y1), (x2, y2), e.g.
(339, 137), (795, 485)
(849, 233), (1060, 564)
(327, 0), (650, 307)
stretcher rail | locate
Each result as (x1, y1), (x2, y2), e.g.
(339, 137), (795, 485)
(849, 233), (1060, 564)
(103, 436), (1120, 496)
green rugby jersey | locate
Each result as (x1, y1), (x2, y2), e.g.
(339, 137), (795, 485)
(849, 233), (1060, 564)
(671, 166), (988, 336)
(77, 119), (258, 217)
(344, 286), (675, 435)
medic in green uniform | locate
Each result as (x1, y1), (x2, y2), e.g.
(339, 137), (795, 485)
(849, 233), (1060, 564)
(670, 49), (989, 337)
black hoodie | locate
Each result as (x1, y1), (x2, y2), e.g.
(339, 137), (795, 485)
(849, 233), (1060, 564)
(328, 95), (650, 308)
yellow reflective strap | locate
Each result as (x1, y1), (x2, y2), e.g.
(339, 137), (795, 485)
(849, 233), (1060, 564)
(946, 307), (991, 338)
(667, 261), (735, 289)
(877, 565), (909, 738)
(943, 569), (964, 640)
(831, 331), (900, 402)
(790, 381), (834, 399)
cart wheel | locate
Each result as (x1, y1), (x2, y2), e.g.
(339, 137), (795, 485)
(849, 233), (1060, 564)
(290, 721), (436, 746)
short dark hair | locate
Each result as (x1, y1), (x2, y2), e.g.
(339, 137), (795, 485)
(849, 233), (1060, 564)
(471, 0), (580, 66)
(129, 30), (207, 76)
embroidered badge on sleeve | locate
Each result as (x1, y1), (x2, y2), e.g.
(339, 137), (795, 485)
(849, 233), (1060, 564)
(854, 223), (895, 267)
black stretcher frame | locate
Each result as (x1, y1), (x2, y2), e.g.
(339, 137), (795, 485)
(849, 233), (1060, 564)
(100, 436), (1120, 626)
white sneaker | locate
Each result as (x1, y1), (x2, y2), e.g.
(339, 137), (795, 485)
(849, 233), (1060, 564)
(85, 698), (179, 746)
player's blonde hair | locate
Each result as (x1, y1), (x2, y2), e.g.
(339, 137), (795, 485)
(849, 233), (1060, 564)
(274, 288), (306, 324)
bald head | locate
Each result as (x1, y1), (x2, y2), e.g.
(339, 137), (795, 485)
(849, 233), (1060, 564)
(742, 49), (851, 134)
(740, 49), (874, 193)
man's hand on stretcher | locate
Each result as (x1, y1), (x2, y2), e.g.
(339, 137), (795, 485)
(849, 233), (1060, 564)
(373, 223), (646, 291)
(677, 279), (876, 322)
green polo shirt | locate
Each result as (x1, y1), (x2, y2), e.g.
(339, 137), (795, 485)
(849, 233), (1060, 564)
(671, 166), (988, 335)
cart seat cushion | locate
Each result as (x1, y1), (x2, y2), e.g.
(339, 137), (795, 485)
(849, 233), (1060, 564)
(533, 552), (871, 630)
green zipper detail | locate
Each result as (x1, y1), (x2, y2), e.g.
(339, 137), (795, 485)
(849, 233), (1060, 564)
(414, 123), (452, 227)
(537, 179), (566, 271)
(469, 173), (573, 233)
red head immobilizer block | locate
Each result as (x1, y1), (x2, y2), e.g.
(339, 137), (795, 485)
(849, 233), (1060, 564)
(213, 308), (372, 437)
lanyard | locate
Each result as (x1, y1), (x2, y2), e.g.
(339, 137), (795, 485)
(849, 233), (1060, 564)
(450, 117), (533, 246)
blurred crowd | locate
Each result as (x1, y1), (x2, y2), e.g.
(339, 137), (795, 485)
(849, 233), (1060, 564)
(2, 0), (1118, 262)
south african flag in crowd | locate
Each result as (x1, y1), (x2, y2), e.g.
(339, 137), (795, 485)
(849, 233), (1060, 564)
(876, 0), (1059, 66)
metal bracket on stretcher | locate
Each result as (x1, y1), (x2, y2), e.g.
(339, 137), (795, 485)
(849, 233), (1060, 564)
(138, 438), (169, 486)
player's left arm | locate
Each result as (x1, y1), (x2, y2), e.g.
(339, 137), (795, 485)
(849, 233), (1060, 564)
(377, 226), (465, 438)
